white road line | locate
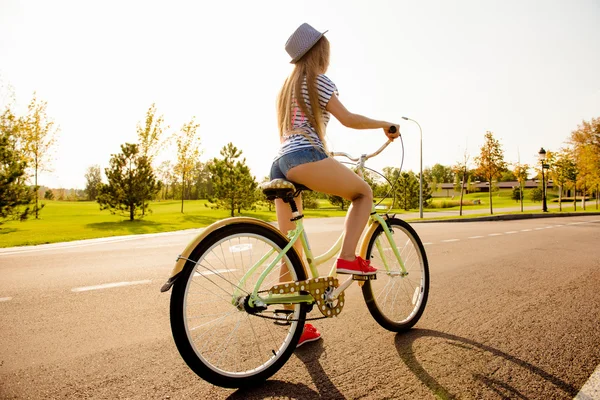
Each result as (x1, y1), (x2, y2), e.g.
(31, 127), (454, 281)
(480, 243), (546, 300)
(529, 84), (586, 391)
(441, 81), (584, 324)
(468, 236), (484, 239)
(575, 363), (600, 400)
(71, 280), (152, 293)
(534, 227), (545, 230)
(423, 242), (433, 246)
(441, 239), (460, 243)
(521, 229), (533, 232)
(0, 237), (147, 256)
(0, 297), (12, 302)
(0, 228), (205, 256)
(505, 231), (518, 234)
(488, 233), (502, 236)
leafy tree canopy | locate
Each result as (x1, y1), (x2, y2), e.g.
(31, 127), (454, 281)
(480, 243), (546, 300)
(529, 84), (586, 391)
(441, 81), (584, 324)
(208, 143), (258, 217)
(96, 143), (160, 221)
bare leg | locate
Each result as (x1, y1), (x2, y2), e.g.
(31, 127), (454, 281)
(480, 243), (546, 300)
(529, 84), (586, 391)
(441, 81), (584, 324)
(275, 194), (304, 282)
(287, 157), (372, 261)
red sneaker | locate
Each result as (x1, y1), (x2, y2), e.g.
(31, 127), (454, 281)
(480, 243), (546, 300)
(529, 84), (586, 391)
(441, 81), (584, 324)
(296, 323), (321, 348)
(336, 256), (377, 275)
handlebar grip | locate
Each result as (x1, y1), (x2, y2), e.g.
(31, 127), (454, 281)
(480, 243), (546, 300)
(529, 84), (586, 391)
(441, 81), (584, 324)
(388, 126), (397, 134)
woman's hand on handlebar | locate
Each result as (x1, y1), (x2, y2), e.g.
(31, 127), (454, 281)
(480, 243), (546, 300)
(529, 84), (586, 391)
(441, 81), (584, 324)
(384, 123), (400, 141)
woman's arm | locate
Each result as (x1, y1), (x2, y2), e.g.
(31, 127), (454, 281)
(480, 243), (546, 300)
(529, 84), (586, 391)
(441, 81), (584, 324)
(326, 93), (400, 139)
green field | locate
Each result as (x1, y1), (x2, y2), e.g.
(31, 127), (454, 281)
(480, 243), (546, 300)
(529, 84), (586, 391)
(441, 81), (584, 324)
(1, 191), (596, 248)
(428, 189), (539, 210)
(0, 200), (349, 248)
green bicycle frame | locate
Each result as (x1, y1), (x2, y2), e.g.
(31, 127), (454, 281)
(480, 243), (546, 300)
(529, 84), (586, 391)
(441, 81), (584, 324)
(237, 204), (408, 308)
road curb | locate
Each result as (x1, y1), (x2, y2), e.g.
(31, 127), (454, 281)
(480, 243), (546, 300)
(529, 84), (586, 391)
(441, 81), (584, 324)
(409, 211), (600, 223)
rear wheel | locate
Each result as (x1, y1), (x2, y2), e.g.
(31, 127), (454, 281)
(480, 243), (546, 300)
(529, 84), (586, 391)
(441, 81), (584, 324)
(169, 222), (307, 388)
(362, 218), (429, 332)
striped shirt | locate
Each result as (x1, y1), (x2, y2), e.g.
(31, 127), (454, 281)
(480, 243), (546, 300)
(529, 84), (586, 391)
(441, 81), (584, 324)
(276, 74), (339, 159)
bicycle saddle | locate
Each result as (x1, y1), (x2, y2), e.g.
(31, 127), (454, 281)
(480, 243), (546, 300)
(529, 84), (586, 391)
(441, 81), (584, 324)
(260, 179), (311, 200)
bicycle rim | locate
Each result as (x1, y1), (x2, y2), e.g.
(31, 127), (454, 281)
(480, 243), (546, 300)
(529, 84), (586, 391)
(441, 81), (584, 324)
(363, 218), (429, 331)
(172, 224), (306, 385)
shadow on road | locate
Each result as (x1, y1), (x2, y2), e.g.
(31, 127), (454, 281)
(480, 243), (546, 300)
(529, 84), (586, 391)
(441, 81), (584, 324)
(179, 214), (221, 225)
(228, 341), (345, 400)
(394, 329), (578, 399)
(85, 220), (170, 234)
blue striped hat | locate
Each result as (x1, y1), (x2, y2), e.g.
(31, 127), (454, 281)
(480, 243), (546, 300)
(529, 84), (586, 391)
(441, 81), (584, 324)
(285, 23), (328, 64)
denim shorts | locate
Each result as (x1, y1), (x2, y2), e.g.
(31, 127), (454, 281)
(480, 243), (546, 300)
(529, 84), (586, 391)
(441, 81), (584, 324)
(270, 147), (328, 180)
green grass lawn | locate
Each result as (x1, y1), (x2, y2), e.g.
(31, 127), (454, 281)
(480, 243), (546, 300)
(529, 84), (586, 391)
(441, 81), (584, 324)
(428, 189), (543, 210)
(0, 200), (350, 248)
(1, 193), (597, 248)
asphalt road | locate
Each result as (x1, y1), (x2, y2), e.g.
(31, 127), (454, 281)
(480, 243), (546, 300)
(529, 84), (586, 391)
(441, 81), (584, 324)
(1, 215), (599, 399)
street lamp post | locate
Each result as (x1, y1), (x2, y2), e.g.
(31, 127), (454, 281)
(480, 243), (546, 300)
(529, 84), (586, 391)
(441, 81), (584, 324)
(538, 147), (549, 212)
(402, 116), (423, 218)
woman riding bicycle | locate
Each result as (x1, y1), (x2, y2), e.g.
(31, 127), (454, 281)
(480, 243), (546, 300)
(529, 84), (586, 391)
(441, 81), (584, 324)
(271, 23), (401, 345)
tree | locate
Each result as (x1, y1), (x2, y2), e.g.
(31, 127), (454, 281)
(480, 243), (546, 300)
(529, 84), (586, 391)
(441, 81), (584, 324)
(474, 131), (506, 214)
(20, 94), (58, 219)
(569, 118), (600, 210)
(192, 161), (213, 200)
(96, 143), (160, 221)
(1, 109), (34, 223)
(453, 149), (470, 216)
(382, 167), (401, 208)
(424, 163), (454, 192)
(382, 167), (431, 210)
(137, 103), (167, 162)
(499, 170), (517, 182)
(327, 194), (350, 210)
(174, 118), (201, 213)
(44, 190), (54, 200)
(397, 171), (420, 210)
(84, 165), (102, 201)
(208, 143), (258, 217)
(512, 162), (529, 212)
(301, 190), (320, 209)
(137, 104), (167, 214)
(156, 160), (175, 200)
(550, 150), (576, 212)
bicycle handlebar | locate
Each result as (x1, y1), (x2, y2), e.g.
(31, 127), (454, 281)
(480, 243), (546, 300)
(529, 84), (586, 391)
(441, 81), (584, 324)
(330, 125), (397, 162)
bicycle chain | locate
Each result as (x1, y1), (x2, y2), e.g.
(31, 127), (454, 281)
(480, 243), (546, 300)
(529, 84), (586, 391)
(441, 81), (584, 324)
(246, 286), (335, 322)
(248, 313), (328, 322)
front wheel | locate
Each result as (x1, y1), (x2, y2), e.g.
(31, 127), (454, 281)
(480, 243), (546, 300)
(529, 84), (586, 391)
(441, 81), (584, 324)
(169, 222), (307, 388)
(362, 218), (429, 332)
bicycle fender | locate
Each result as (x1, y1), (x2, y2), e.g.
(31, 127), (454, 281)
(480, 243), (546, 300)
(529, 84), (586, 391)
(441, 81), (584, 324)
(161, 217), (291, 292)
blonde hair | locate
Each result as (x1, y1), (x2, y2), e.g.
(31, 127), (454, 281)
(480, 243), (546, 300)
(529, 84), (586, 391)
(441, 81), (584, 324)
(277, 37), (330, 146)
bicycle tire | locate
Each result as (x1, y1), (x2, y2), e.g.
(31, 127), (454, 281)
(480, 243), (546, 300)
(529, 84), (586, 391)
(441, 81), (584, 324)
(362, 218), (429, 332)
(169, 222), (307, 388)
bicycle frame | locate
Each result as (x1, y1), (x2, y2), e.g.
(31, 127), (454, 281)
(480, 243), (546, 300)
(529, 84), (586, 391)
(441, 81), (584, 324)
(240, 140), (409, 309)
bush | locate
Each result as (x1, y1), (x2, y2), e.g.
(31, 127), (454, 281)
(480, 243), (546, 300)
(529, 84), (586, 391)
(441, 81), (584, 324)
(427, 199), (475, 209)
(301, 190), (320, 209)
(529, 188), (543, 202)
(302, 197), (319, 209)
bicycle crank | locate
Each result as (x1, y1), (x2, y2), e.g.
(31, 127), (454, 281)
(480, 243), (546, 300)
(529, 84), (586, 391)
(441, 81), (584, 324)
(269, 277), (345, 318)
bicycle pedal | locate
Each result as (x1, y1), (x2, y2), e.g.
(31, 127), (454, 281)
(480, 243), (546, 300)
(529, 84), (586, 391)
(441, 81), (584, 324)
(352, 274), (377, 281)
(272, 310), (293, 326)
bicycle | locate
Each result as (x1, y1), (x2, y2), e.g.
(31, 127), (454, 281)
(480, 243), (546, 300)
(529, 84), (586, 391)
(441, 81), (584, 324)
(160, 131), (430, 388)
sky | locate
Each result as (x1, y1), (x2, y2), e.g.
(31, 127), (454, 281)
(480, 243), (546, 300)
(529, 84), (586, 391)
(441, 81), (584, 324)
(1, 0), (599, 189)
